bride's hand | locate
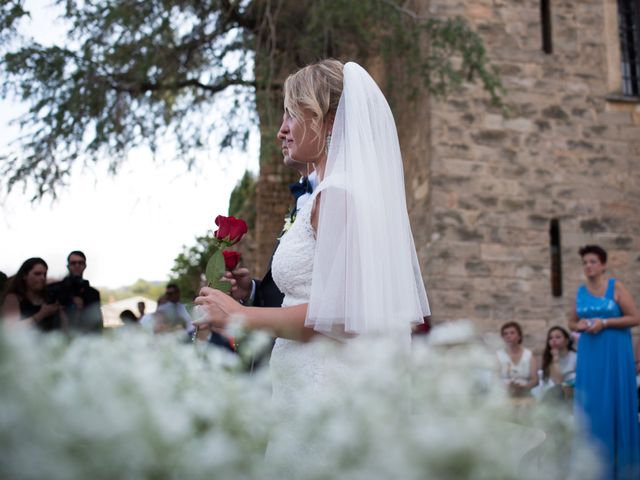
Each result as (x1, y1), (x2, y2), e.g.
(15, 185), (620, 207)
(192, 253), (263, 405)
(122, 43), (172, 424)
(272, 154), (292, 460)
(194, 287), (244, 329)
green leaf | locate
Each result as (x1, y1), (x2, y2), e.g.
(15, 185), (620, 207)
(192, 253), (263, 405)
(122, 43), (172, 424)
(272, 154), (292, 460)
(212, 280), (231, 294)
(204, 250), (231, 293)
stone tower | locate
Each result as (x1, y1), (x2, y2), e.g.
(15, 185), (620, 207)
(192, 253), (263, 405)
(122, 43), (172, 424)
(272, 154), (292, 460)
(403, 0), (640, 347)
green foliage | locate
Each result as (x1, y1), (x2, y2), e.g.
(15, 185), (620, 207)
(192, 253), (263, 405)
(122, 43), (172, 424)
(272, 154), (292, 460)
(252, 0), (504, 108)
(1, 0), (255, 198)
(0, 0), (503, 199)
(228, 170), (256, 228)
(169, 234), (217, 302)
(0, 0), (28, 42)
(287, 1), (502, 102)
(99, 279), (165, 302)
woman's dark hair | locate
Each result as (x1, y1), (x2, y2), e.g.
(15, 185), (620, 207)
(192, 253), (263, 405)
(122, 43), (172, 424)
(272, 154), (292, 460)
(578, 245), (607, 264)
(67, 250), (86, 262)
(500, 321), (523, 344)
(0, 271), (7, 298)
(542, 326), (575, 381)
(5, 257), (48, 299)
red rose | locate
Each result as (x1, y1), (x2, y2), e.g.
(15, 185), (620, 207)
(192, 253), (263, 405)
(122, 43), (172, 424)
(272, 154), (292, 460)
(214, 215), (248, 245)
(222, 250), (242, 271)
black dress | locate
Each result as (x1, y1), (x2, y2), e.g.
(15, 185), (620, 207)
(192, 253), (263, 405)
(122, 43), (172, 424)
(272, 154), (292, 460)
(19, 298), (61, 331)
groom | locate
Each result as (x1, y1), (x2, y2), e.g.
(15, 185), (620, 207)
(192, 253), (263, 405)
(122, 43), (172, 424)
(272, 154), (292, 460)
(218, 144), (315, 368)
(228, 149), (316, 308)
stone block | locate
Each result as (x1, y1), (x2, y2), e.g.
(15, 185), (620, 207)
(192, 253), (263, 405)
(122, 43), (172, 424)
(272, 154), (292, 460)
(542, 105), (570, 121)
(436, 158), (488, 176)
(453, 226), (486, 242)
(618, 126), (640, 141)
(465, 259), (491, 277)
(481, 244), (524, 262)
(504, 118), (535, 132)
(470, 129), (509, 147)
(600, 109), (633, 123)
(483, 113), (504, 129)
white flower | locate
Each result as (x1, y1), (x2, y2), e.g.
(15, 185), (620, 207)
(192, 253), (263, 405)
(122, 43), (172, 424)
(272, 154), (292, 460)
(279, 213), (295, 239)
(0, 322), (601, 479)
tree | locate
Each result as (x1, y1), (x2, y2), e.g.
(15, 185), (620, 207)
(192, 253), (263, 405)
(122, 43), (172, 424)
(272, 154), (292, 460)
(0, 0), (502, 199)
(169, 233), (217, 302)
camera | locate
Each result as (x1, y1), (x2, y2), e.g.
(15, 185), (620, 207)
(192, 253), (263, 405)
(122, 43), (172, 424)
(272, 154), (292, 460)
(46, 275), (89, 305)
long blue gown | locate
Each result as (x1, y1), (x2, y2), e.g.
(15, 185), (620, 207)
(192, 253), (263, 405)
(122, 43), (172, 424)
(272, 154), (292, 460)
(574, 278), (640, 479)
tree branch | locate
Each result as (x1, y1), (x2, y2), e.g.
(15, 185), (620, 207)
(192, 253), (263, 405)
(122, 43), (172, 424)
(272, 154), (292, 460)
(220, 0), (257, 32)
(380, 0), (426, 21)
(108, 76), (256, 94)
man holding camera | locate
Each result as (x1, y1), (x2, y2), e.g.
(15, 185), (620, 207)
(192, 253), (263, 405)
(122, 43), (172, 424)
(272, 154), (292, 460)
(48, 251), (103, 333)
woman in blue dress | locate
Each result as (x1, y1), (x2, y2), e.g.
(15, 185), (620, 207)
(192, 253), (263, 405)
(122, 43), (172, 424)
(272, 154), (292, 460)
(570, 245), (640, 479)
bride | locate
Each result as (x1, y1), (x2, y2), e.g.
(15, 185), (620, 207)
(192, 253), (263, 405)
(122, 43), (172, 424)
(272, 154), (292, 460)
(196, 58), (429, 340)
(195, 59), (430, 462)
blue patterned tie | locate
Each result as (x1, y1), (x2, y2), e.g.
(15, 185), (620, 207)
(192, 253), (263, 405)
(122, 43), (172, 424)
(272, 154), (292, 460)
(289, 176), (312, 201)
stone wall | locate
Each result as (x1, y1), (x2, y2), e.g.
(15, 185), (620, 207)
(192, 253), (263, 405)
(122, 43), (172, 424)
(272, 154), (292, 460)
(250, 0), (640, 352)
(415, 0), (640, 349)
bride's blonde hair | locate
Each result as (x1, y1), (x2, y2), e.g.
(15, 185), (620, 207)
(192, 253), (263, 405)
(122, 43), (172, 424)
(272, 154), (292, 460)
(284, 59), (344, 145)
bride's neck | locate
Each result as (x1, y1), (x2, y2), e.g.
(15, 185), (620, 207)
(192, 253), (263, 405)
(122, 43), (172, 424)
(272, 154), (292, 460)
(314, 156), (327, 181)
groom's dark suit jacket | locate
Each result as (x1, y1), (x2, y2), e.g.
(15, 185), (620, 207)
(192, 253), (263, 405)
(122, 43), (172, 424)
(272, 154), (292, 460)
(253, 268), (285, 308)
(253, 175), (312, 308)
(240, 233), (285, 371)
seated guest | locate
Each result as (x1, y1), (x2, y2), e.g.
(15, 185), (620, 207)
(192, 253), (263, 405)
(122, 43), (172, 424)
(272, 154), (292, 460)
(540, 326), (577, 403)
(1, 258), (61, 331)
(497, 321), (538, 397)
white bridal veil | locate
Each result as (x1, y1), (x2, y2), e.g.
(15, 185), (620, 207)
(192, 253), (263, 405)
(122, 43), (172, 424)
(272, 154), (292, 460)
(306, 62), (430, 338)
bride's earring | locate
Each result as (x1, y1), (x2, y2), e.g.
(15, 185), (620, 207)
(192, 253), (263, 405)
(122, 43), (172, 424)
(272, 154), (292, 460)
(325, 133), (332, 154)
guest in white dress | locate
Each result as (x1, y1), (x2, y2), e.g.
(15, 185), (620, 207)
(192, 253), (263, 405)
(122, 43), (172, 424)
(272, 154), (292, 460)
(497, 321), (538, 398)
(539, 326), (577, 403)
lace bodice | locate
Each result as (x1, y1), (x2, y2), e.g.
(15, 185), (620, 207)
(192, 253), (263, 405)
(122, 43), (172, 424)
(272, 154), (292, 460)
(271, 190), (317, 307)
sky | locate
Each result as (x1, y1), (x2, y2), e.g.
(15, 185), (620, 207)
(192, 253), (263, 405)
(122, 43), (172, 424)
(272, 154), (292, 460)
(0, 1), (259, 288)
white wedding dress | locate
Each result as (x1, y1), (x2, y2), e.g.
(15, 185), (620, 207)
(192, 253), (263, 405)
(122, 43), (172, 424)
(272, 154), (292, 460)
(263, 63), (430, 476)
(266, 188), (338, 470)
(270, 187), (326, 399)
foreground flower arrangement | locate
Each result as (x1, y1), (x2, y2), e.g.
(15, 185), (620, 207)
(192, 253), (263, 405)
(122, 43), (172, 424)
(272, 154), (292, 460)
(0, 322), (600, 479)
